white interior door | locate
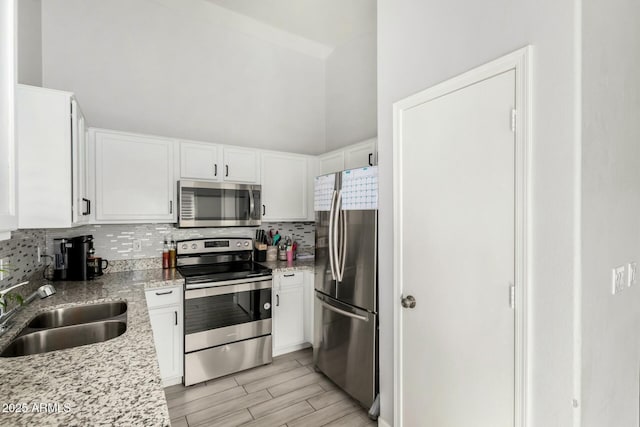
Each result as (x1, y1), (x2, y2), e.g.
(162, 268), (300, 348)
(398, 69), (516, 427)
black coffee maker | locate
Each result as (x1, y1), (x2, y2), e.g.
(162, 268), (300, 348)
(53, 235), (95, 281)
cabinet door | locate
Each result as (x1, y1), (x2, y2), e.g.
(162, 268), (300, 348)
(94, 130), (175, 222)
(319, 151), (345, 175)
(274, 285), (305, 352)
(180, 141), (221, 181)
(148, 305), (182, 383)
(344, 140), (377, 170)
(223, 147), (259, 183)
(72, 102), (90, 225)
(0, 1), (17, 240)
(303, 271), (314, 344)
(261, 153), (308, 220)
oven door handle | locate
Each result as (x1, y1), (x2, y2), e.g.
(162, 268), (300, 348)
(185, 279), (272, 299)
(185, 275), (273, 290)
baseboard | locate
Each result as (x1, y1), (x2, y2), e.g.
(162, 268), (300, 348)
(378, 416), (392, 427)
(162, 376), (183, 387)
(273, 342), (312, 357)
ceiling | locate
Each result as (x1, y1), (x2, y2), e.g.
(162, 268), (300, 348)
(204, 0), (376, 48)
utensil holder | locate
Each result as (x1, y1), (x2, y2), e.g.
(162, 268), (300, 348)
(266, 246), (277, 262)
(254, 249), (266, 262)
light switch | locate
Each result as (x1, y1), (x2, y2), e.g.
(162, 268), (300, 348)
(612, 265), (626, 295)
(628, 262), (637, 287)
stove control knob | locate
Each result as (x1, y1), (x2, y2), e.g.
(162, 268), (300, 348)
(182, 244), (188, 250)
(191, 243), (197, 249)
(244, 242), (250, 247)
(236, 242), (241, 247)
(263, 302), (271, 310)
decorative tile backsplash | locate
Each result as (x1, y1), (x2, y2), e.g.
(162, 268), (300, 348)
(0, 229), (46, 290)
(45, 222), (315, 263)
(0, 222), (315, 285)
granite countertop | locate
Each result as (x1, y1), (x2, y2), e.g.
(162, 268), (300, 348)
(258, 257), (316, 273)
(0, 269), (184, 427)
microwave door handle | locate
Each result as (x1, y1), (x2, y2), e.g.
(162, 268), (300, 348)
(248, 189), (255, 219)
(328, 190), (337, 280)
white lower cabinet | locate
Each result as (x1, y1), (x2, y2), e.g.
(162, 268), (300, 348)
(272, 271), (312, 356)
(145, 286), (183, 386)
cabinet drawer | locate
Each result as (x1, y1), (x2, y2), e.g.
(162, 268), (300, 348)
(146, 286), (181, 308)
(278, 271), (304, 288)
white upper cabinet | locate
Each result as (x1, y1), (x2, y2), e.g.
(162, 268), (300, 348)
(261, 152), (309, 221)
(0, 0), (17, 240)
(180, 141), (221, 181)
(17, 85), (90, 228)
(344, 138), (377, 170)
(92, 129), (176, 223)
(223, 147), (259, 183)
(318, 151), (345, 175)
(318, 138), (377, 175)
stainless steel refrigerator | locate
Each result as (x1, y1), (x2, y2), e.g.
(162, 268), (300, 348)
(313, 168), (378, 410)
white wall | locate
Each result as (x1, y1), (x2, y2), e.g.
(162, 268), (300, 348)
(17, 0), (41, 87)
(377, 1), (580, 425)
(580, 0), (640, 425)
(17, 0), (41, 86)
(41, 0), (326, 155)
(324, 24), (377, 151)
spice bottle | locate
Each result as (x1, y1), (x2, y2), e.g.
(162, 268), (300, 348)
(162, 238), (170, 269)
(169, 238), (177, 268)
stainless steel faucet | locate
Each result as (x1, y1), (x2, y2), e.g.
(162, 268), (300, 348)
(0, 282), (56, 336)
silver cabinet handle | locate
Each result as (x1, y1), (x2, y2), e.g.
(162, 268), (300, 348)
(214, 164), (218, 177)
(276, 294), (280, 306)
(401, 295), (416, 309)
(155, 290), (173, 296)
(283, 273), (295, 277)
(174, 311), (178, 325)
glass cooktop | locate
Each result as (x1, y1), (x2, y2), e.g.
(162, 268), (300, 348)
(177, 261), (271, 284)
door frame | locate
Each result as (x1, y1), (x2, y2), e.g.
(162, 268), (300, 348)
(392, 46), (532, 427)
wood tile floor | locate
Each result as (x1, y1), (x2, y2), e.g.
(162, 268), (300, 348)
(164, 348), (376, 427)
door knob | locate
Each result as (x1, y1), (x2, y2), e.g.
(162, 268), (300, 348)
(401, 295), (416, 309)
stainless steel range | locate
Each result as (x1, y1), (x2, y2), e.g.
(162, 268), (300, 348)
(177, 238), (273, 386)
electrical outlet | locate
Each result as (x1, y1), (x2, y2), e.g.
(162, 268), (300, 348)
(612, 265), (626, 295)
(133, 239), (142, 252)
(37, 246), (42, 263)
(628, 262), (637, 287)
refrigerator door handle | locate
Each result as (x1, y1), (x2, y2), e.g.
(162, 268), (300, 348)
(334, 190), (343, 282)
(317, 295), (369, 322)
(328, 190), (338, 280)
(339, 202), (347, 281)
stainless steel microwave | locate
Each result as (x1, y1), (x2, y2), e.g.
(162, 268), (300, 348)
(178, 180), (261, 227)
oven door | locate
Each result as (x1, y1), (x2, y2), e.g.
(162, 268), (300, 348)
(184, 277), (272, 352)
(178, 180), (261, 227)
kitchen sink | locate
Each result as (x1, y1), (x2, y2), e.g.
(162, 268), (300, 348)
(0, 321), (127, 357)
(27, 301), (127, 329)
